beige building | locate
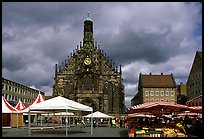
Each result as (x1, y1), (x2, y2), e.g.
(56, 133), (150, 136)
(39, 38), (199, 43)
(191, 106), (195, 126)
(177, 82), (187, 95)
(2, 77), (45, 106)
(186, 51), (202, 100)
(131, 73), (177, 106)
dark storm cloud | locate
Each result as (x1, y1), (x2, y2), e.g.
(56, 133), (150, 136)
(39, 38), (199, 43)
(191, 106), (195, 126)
(2, 2), (88, 27)
(99, 28), (173, 66)
(2, 2), (202, 108)
(2, 55), (26, 71)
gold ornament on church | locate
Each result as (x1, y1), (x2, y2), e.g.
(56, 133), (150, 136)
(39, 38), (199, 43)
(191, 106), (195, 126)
(84, 57), (91, 65)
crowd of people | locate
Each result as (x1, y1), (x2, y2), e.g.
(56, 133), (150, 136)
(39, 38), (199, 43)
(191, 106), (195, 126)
(127, 115), (202, 137)
(109, 118), (129, 128)
(176, 115), (202, 137)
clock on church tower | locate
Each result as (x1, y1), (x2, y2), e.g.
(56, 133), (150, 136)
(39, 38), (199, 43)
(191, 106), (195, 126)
(84, 57), (91, 65)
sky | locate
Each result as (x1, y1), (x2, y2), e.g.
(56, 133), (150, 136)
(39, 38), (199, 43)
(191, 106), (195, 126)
(2, 2), (202, 108)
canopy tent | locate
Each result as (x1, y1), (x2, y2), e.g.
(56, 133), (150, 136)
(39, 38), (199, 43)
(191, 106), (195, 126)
(85, 111), (113, 118)
(84, 111), (113, 128)
(41, 112), (74, 116)
(14, 99), (26, 110)
(27, 96), (93, 137)
(2, 96), (23, 128)
(127, 102), (192, 116)
(29, 96), (92, 111)
(21, 92), (45, 112)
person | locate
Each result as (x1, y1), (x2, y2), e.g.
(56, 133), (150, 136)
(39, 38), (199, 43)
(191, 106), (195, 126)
(120, 119), (123, 128)
(192, 118), (202, 137)
(75, 118), (77, 125)
(93, 119), (96, 128)
(112, 118), (116, 128)
(183, 115), (192, 137)
(110, 118), (113, 127)
(81, 119), (86, 128)
(125, 120), (129, 128)
(176, 118), (186, 135)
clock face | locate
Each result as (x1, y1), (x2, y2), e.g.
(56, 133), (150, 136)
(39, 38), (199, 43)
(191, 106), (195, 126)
(84, 58), (91, 65)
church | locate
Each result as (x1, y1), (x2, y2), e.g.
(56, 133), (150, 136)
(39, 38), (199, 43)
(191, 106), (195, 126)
(52, 13), (125, 115)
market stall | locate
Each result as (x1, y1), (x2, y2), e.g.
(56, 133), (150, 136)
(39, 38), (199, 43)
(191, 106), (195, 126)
(28, 96), (93, 137)
(84, 111), (114, 127)
(2, 96), (23, 128)
(127, 102), (193, 137)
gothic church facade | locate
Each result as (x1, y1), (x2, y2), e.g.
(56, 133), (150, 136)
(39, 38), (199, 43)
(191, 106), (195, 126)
(52, 14), (125, 115)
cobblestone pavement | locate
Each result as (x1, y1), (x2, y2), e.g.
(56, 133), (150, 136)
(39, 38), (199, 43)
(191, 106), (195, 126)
(2, 125), (129, 137)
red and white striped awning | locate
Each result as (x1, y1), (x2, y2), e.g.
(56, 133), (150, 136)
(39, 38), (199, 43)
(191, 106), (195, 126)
(14, 99), (26, 110)
(189, 106), (202, 110)
(188, 106), (202, 113)
(128, 113), (155, 118)
(2, 96), (18, 113)
(127, 102), (191, 115)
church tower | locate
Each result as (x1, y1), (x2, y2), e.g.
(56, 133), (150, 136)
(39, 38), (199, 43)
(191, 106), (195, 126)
(53, 13), (125, 115)
(83, 12), (94, 43)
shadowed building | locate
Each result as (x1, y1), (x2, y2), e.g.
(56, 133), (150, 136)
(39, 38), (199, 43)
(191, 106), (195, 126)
(131, 73), (177, 106)
(52, 13), (125, 115)
(186, 51), (202, 101)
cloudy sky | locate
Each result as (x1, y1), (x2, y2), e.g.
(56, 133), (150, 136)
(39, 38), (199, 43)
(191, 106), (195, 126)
(2, 2), (202, 108)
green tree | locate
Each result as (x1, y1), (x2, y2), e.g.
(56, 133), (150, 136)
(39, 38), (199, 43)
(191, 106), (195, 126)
(177, 94), (187, 105)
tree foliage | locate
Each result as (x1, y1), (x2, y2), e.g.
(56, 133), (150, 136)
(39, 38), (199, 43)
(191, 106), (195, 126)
(177, 94), (187, 105)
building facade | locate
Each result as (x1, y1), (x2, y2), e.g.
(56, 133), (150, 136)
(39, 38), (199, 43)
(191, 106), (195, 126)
(131, 73), (177, 106)
(186, 95), (202, 106)
(186, 51), (202, 100)
(2, 77), (45, 106)
(52, 14), (125, 114)
(177, 82), (187, 95)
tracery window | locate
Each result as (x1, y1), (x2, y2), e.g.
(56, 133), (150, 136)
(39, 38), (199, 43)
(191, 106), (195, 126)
(81, 75), (94, 91)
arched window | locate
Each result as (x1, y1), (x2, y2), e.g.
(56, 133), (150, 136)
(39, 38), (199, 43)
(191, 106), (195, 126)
(81, 75), (94, 91)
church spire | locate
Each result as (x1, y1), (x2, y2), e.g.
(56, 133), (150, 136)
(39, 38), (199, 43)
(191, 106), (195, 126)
(55, 64), (58, 73)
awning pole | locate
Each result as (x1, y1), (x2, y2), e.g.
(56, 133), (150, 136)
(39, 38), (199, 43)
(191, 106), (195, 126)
(91, 110), (93, 135)
(41, 114), (42, 129)
(60, 113), (62, 127)
(66, 108), (67, 137)
(53, 112), (55, 130)
(68, 110), (70, 128)
(28, 108), (31, 136)
(16, 113), (18, 128)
